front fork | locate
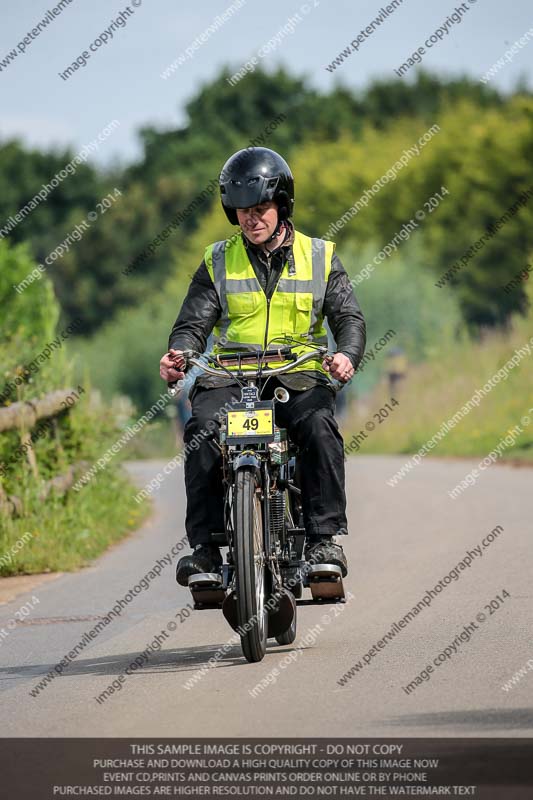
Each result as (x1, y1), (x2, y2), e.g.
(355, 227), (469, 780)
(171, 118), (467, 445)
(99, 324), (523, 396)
(225, 449), (282, 591)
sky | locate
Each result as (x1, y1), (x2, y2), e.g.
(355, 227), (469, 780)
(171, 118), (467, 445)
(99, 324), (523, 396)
(1, 0), (532, 167)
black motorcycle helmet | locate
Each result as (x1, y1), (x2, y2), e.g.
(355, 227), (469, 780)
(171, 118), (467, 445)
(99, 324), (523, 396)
(219, 147), (294, 226)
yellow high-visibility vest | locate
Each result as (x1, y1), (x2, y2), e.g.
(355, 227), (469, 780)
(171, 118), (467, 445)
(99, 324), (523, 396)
(204, 230), (335, 373)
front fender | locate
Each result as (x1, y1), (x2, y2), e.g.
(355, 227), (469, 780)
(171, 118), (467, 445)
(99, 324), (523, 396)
(232, 450), (262, 474)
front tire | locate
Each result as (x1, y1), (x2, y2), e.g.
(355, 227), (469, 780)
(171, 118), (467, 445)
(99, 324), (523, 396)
(233, 466), (267, 662)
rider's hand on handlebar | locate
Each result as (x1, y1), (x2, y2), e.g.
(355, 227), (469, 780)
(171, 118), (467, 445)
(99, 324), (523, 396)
(160, 349), (187, 382)
(322, 352), (354, 383)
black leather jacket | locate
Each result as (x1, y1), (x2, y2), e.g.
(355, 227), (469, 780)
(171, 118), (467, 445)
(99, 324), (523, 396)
(168, 222), (366, 391)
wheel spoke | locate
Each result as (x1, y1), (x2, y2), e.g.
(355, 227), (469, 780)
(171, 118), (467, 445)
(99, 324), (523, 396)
(233, 467), (267, 662)
(253, 491), (265, 640)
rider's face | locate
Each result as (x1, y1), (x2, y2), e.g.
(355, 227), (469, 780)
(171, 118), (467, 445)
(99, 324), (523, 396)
(236, 201), (278, 245)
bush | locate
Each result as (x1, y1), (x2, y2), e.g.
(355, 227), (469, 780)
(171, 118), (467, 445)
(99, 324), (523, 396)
(0, 240), (150, 575)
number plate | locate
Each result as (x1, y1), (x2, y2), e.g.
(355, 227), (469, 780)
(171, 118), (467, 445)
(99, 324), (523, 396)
(227, 409), (274, 437)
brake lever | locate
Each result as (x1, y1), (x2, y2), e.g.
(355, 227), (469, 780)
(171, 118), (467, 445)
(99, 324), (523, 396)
(322, 353), (344, 387)
(167, 349), (195, 396)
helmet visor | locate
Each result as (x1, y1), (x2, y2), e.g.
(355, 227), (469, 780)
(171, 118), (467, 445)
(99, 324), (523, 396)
(220, 174), (279, 210)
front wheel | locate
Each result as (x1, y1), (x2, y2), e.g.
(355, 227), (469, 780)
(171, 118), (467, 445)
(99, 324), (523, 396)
(233, 466), (268, 662)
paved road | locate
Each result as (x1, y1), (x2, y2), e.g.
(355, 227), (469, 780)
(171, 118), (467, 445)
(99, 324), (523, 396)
(1, 457), (532, 737)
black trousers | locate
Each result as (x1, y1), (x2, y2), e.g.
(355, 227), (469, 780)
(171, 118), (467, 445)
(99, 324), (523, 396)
(182, 379), (348, 548)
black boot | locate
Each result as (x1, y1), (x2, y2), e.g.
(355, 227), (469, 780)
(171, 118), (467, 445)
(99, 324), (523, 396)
(305, 537), (348, 578)
(176, 544), (223, 587)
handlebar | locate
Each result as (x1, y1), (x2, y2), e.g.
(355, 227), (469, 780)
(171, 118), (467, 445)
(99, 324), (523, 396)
(167, 346), (330, 395)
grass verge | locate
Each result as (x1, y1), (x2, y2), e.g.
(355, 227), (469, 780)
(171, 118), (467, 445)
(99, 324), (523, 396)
(0, 469), (151, 577)
(344, 306), (533, 462)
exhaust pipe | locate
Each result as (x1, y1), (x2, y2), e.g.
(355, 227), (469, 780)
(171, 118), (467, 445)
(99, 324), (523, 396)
(274, 387), (290, 403)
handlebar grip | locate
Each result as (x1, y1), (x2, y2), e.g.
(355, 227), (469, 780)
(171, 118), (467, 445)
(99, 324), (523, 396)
(166, 348), (194, 395)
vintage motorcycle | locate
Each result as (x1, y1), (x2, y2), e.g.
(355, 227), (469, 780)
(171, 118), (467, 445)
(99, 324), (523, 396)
(169, 343), (345, 663)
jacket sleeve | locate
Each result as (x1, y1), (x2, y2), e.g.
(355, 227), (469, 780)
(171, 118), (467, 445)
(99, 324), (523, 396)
(323, 252), (366, 370)
(168, 260), (221, 354)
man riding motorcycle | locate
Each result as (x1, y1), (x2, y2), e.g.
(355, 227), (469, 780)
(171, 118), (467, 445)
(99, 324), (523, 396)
(159, 147), (366, 587)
